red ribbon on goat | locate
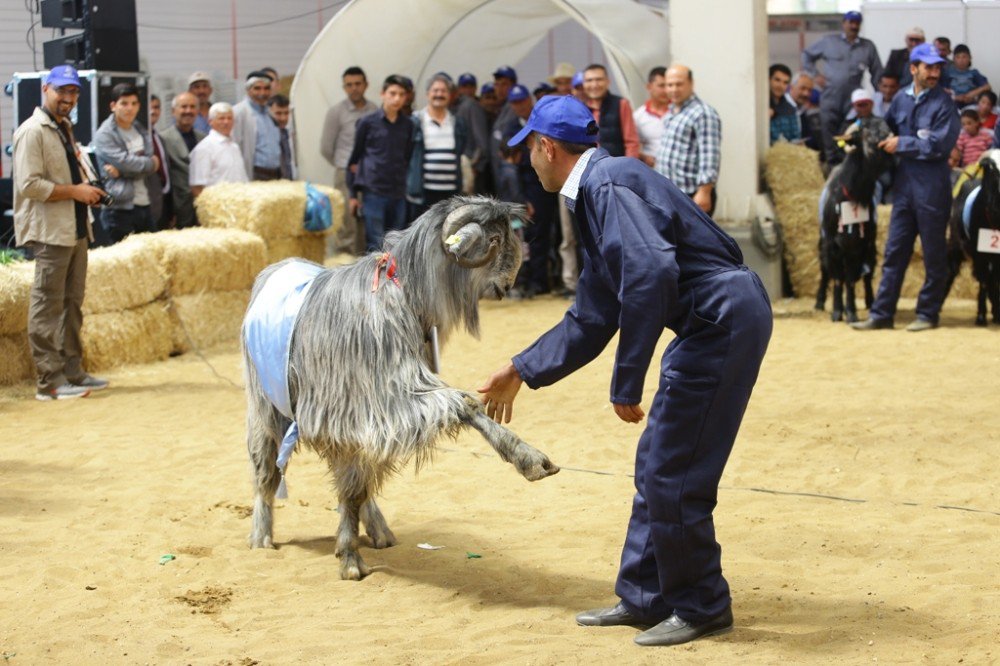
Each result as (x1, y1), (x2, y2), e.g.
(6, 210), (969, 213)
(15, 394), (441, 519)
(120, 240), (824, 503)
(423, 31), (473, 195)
(371, 252), (401, 292)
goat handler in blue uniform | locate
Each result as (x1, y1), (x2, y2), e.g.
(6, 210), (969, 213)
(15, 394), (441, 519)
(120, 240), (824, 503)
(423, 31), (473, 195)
(478, 95), (773, 647)
(852, 43), (961, 332)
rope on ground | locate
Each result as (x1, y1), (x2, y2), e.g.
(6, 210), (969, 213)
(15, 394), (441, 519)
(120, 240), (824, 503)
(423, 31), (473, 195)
(166, 299), (244, 391)
(437, 447), (1000, 517)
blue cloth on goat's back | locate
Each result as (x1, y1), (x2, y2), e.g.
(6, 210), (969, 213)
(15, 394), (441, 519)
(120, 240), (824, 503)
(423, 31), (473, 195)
(243, 260), (325, 419)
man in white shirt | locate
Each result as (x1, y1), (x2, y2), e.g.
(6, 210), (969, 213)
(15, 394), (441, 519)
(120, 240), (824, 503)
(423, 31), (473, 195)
(633, 66), (670, 167)
(189, 102), (248, 197)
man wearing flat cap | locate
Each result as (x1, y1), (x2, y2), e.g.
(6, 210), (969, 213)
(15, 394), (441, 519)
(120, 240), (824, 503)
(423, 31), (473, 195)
(479, 95), (772, 647)
(232, 70), (283, 180)
(802, 11), (883, 165)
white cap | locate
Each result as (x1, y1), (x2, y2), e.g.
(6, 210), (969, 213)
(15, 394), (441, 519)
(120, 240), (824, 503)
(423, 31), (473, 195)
(851, 88), (873, 104)
(187, 71), (212, 87)
(906, 26), (925, 39)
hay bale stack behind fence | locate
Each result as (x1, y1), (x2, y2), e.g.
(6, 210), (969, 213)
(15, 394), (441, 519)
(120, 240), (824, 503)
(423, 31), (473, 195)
(195, 180), (342, 265)
(81, 301), (173, 371)
(0, 331), (32, 384)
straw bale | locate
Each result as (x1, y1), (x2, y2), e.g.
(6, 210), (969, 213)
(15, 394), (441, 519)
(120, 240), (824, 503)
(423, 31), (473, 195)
(0, 332), (33, 385)
(81, 301), (172, 372)
(169, 289), (250, 353)
(84, 235), (167, 315)
(195, 180), (343, 240)
(145, 228), (266, 296)
(0, 263), (33, 335)
(265, 235), (326, 265)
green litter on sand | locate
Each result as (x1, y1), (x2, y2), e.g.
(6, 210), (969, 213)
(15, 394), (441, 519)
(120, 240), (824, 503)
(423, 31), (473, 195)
(465, 552), (482, 559)
(159, 554), (176, 565)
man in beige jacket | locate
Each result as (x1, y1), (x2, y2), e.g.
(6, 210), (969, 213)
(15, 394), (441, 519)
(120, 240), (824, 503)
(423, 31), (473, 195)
(13, 65), (109, 400)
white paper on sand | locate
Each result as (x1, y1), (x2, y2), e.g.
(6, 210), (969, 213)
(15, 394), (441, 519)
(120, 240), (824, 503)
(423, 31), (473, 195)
(417, 543), (446, 550)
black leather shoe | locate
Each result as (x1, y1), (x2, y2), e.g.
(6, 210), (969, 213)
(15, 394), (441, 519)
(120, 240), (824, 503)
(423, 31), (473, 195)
(634, 607), (733, 646)
(850, 317), (893, 330)
(575, 602), (648, 627)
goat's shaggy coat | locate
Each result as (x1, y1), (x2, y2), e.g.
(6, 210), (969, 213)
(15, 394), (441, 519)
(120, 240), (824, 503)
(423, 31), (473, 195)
(242, 196), (559, 579)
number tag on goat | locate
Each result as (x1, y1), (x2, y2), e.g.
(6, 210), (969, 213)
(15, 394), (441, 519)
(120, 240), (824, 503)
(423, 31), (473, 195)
(977, 228), (1000, 254)
(839, 202), (869, 226)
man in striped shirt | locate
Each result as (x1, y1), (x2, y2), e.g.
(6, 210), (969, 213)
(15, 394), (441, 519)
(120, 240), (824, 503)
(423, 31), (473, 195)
(654, 64), (722, 215)
(407, 74), (467, 218)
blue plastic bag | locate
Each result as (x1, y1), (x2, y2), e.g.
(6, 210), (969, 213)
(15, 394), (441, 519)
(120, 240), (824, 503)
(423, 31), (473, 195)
(303, 182), (332, 232)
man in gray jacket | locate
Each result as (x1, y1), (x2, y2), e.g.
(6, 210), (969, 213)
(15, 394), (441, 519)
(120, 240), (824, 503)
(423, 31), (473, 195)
(159, 92), (205, 228)
(93, 82), (160, 244)
(13, 65), (109, 400)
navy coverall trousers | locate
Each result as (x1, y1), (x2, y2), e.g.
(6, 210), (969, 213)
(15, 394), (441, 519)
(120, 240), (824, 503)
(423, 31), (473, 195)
(615, 267), (772, 624)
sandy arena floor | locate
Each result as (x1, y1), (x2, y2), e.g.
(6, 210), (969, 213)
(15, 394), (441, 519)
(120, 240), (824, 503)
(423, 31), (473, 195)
(1, 295), (997, 665)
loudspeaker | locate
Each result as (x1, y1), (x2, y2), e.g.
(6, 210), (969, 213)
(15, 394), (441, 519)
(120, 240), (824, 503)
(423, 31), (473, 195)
(40, 0), (85, 29)
(41, 0), (138, 72)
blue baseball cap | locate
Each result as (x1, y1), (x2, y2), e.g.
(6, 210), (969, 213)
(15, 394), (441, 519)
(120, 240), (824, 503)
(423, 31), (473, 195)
(507, 94), (600, 147)
(508, 84), (530, 102)
(458, 73), (476, 87)
(45, 65), (80, 88)
(910, 42), (945, 65)
(480, 82), (495, 96)
(843, 10), (862, 22)
(571, 71), (584, 88)
(493, 66), (517, 82)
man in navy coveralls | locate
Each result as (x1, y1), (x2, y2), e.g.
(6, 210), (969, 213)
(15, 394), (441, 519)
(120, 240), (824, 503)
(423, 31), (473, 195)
(479, 95), (773, 647)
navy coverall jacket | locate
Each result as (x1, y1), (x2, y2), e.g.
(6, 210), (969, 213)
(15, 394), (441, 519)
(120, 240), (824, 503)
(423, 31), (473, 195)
(513, 149), (773, 623)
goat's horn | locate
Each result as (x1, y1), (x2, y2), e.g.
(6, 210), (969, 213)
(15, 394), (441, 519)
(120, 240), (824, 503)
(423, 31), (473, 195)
(452, 238), (499, 269)
(441, 204), (476, 240)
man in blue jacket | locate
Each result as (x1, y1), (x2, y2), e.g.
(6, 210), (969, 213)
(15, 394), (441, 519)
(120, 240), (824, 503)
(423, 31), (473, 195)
(478, 96), (773, 647)
(853, 43), (961, 332)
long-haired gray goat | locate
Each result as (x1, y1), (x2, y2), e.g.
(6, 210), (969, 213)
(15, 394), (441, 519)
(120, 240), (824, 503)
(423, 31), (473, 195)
(242, 196), (559, 580)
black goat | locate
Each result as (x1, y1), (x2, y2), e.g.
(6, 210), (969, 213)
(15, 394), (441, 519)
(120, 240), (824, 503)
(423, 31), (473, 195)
(945, 150), (1000, 325)
(816, 119), (893, 322)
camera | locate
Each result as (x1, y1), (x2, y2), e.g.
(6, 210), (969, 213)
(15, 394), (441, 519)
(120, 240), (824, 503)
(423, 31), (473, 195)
(88, 180), (115, 207)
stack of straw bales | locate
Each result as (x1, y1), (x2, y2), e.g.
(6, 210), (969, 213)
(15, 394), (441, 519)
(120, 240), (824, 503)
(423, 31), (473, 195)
(146, 228), (266, 352)
(0, 264), (34, 384)
(765, 142), (978, 300)
(195, 180), (343, 265)
(78, 235), (172, 371)
(0, 227), (268, 386)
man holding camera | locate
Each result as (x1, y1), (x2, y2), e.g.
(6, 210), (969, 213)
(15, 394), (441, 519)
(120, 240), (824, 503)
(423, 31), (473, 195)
(12, 65), (109, 400)
(93, 82), (161, 244)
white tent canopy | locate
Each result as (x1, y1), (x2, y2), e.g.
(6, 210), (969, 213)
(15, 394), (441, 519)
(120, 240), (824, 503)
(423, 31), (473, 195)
(291, 0), (670, 185)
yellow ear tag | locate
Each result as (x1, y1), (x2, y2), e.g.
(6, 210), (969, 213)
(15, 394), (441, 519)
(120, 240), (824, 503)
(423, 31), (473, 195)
(445, 234), (461, 246)
(837, 140), (846, 148)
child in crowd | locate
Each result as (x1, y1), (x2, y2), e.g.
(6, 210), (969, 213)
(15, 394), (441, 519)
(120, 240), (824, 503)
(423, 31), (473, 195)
(496, 144), (531, 299)
(978, 91), (998, 130)
(950, 108), (994, 169)
(946, 44), (991, 108)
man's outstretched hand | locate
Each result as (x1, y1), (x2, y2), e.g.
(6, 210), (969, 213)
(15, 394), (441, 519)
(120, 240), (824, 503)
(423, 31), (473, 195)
(478, 362), (523, 424)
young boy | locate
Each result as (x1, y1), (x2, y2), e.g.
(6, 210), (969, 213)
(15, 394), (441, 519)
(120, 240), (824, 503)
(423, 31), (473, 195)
(346, 74), (415, 252)
(946, 44), (991, 107)
(978, 91), (998, 130)
(950, 108), (994, 168)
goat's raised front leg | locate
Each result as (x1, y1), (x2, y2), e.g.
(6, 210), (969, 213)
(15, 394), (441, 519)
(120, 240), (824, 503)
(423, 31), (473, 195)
(361, 498), (397, 549)
(461, 395), (559, 481)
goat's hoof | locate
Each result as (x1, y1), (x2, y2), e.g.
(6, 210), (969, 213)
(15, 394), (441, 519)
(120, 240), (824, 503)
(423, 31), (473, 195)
(339, 552), (371, 580)
(814, 300), (825, 311)
(846, 312), (859, 323)
(975, 315), (987, 326)
(514, 445), (561, 481)
(248, 533), (274, 549)
(831, 310), (843, 322)
(368, 527), (398, 549)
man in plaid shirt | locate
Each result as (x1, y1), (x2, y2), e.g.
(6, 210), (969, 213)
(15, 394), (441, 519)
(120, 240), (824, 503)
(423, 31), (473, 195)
(654, 65), (722, 215)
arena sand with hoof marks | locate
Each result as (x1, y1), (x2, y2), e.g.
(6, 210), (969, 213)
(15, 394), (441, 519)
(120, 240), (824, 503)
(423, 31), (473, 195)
(1, 295), (997, 665)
